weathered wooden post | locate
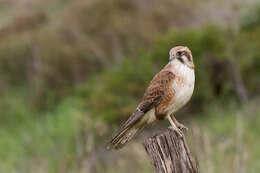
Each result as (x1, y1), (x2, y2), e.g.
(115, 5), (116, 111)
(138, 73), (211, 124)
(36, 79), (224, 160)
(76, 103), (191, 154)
(143, 127), (199, 173)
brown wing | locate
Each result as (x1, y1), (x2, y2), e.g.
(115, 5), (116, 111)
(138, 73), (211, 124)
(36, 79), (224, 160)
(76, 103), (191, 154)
(121, 70), (175, 129)
(109, 70), (175, 148)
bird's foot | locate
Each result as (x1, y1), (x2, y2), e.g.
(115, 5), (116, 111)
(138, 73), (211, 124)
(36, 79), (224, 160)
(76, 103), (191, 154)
(167, 115), (184, 138)
(169, 126), (184, 138)
(177, 123), (188, 131)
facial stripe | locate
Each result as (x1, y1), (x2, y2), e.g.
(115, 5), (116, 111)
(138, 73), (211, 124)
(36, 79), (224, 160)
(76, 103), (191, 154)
(178, 57), (184, 64)
(183, 52), (191, 62)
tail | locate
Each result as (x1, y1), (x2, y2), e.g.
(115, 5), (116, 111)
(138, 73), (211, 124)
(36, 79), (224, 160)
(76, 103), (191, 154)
(107, 108), (147, 150)
(107, 124), (143, 150)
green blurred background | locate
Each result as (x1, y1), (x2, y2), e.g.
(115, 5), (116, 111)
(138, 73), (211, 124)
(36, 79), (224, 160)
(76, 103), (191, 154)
(0, 0), (260, 172)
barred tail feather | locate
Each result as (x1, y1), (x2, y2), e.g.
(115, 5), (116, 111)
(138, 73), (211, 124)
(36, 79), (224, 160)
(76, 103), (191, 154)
(107, 125), (141, 150)
(107, 108), (147, 150)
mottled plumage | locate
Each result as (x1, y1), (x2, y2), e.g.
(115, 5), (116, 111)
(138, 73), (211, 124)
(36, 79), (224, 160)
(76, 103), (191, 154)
(108, 46), (195, 149)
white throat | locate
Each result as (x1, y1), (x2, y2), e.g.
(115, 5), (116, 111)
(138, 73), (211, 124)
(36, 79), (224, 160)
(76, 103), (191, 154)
(169, 59), (194, 80)
(166, 59), (195, 114)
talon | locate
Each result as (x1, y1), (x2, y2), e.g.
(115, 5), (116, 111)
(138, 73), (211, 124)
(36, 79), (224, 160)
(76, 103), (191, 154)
(169, 126), (183, 138)
(167, 115), (184, 138)
(175, 128), (184, 138)
(177, 124), (188, 131)
(169, 114), (188, 132)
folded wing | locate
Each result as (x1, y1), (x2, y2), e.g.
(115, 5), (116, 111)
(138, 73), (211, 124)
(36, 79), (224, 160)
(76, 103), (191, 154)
(108, 70), (175, 149)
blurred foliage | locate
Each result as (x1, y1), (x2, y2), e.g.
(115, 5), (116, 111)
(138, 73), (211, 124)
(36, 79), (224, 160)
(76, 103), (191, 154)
(1, 25), (260, 172)
(241, 5), (260, 30)
(0, 0), (260, 172)
(74, 26), (260, 124)
(191, 100), (260, 173)
(1, 26), (260, 116)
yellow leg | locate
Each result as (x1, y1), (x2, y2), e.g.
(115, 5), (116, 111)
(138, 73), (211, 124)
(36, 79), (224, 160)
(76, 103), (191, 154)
(171, 114), (188, 131)
(167, 114), (183, 137)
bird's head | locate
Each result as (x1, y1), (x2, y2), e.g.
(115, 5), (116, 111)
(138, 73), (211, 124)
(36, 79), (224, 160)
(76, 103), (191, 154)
(169, 46), (194, 69)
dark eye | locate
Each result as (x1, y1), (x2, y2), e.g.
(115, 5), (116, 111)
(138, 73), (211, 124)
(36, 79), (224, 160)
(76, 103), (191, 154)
(176, 51), (183, 56)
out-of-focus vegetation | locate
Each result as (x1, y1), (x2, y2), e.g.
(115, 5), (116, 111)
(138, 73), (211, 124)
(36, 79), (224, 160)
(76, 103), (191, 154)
(0, 0), (260, 172)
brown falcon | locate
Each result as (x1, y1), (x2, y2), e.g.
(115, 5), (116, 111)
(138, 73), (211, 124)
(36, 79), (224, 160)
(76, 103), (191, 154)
(108, 46), (195, 149)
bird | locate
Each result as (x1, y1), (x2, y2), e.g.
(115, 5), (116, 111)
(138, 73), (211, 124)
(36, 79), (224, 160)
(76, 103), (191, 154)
(108, 46), (195, 150)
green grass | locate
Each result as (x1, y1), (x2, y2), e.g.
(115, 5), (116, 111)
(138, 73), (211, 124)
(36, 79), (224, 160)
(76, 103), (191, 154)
(0, 2), (260, 172)
(1, 92), (259, 173)
(0, 96), (86, 172)
(191, 100), (260, 173)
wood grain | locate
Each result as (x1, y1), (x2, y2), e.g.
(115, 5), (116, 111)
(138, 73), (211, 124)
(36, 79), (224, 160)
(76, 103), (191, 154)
(143, 127), (199, 173)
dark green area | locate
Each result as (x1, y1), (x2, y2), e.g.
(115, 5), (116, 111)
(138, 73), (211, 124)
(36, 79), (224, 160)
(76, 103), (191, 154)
(0, 1), (260, 172)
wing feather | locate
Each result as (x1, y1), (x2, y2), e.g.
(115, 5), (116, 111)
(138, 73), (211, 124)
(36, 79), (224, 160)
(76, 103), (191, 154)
(118, 70), (175, 130)
(109, 70), (175, 149)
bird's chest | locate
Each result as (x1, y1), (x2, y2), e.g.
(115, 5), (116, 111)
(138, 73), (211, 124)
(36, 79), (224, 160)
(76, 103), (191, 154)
(167, 68), (195, 114)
